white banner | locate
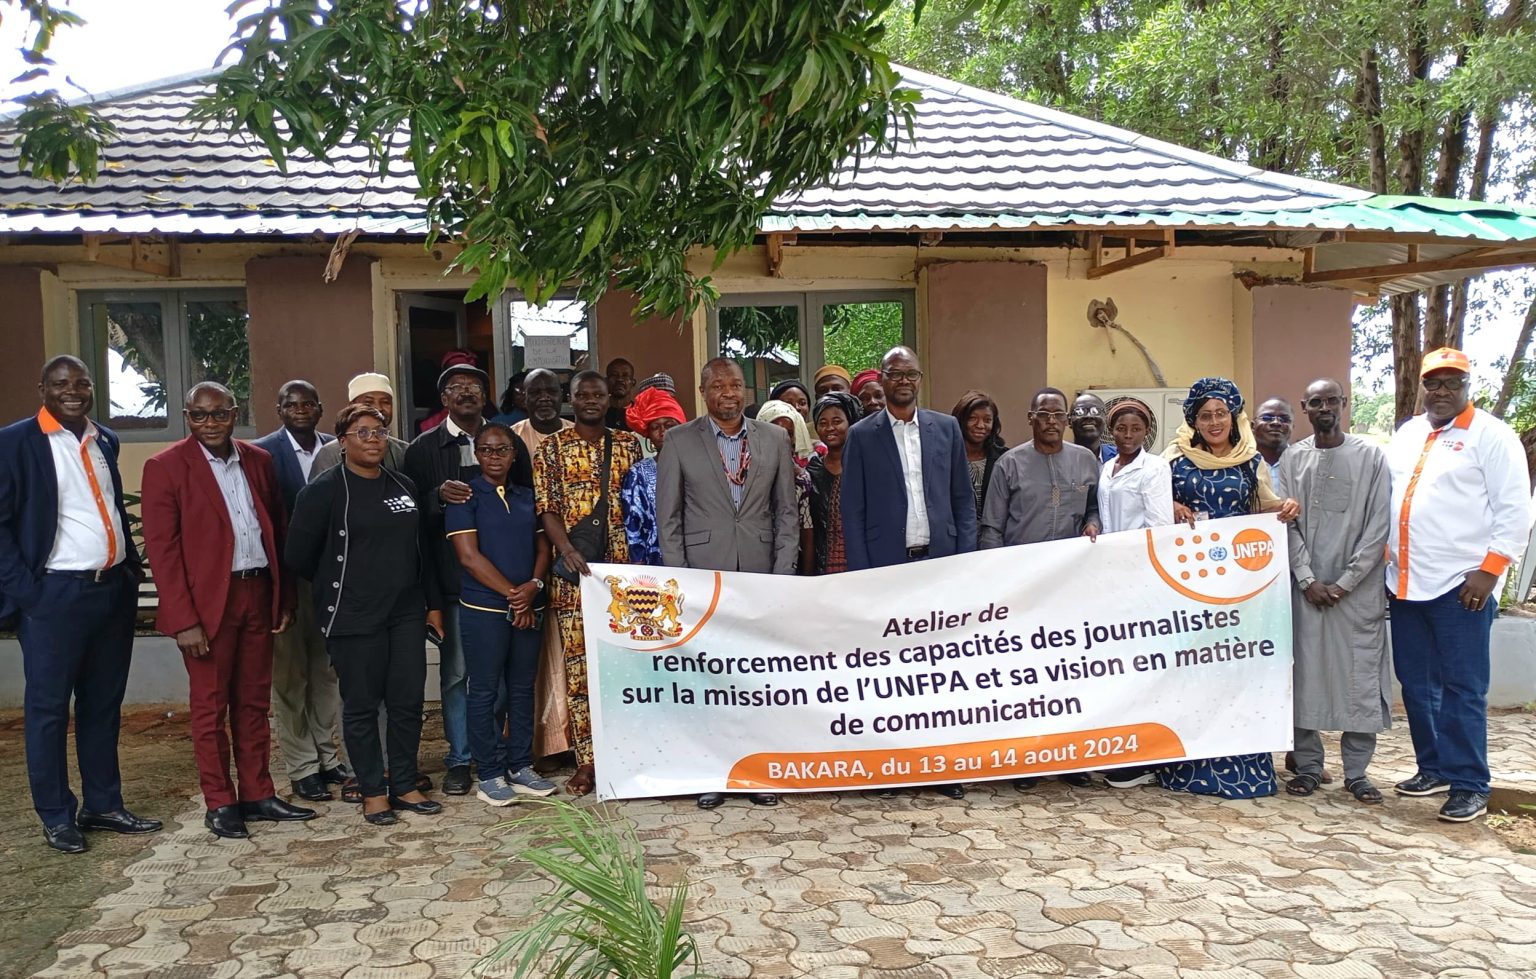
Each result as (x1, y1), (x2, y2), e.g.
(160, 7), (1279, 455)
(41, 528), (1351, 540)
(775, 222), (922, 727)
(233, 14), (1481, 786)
(582, 515), (1293, 800)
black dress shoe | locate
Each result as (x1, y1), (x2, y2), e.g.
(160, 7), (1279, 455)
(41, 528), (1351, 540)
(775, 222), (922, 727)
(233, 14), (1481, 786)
(748, 793), (779, 807)
(388, 795), (444, 814)
(291, 774), (333, 802)
(934, 783), (966, 800)
(442, 765), (473, 795)
(77, 808), (162, 834)
(240, 796), (318, 822)
(1060, 772), (1095, 788)
(363, 808), (398, 826)
(696, 792), (725, 809)
(320, 765), (353, 786)
(43, 823), (87, 854)
(205, 806), (249, 839)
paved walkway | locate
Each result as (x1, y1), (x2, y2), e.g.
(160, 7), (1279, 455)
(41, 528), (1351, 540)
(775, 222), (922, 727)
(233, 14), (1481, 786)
(36, 711), (1536, 979)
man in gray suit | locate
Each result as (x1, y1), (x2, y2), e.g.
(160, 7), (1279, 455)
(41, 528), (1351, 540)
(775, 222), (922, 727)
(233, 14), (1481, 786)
(656, 357), (798, 809)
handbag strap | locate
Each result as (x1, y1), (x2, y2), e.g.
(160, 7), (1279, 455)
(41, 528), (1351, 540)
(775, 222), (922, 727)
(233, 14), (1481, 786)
(586, 433), (614, 555)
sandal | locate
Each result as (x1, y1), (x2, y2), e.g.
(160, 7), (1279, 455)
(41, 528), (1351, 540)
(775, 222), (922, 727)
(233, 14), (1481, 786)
(341, 777), (362, 805)
(1344, 776), (1384, 805)
(1286, 773), (1322, 796)
(567, 764), (596, 797)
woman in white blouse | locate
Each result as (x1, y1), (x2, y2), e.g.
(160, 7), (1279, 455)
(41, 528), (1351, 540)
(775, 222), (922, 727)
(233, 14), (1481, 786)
(1097, 398), (1174, 533)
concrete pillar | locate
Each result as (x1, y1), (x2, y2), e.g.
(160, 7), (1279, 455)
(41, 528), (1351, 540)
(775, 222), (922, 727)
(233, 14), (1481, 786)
(923, 261), (1047, 427)
(244, 255), (379, 437)
(1248, 284), (1355, 439)
(0, 267), (50, 423)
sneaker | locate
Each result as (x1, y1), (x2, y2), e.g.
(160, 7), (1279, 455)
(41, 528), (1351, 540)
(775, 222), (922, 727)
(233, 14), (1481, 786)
(443, 765), (473, 796)
(1104, 767), (1158, 789)
(1437, 790), (1489, 823)
(476, 776), (520, 807)
(1394, 773), (1451, 797)
(507, 766), (558, 797)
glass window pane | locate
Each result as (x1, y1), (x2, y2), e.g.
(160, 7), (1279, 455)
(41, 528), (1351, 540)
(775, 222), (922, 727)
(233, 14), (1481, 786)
(718, 305), (800, 407)
(92, 300), (169, 431)
(186, 298), (252, 428)
(822, 301), (904, 373)
(508, 299), (592, 416)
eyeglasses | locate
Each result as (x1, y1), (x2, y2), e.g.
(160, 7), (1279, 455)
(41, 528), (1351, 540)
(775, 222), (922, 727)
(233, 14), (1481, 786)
(1300, 396), (1342, 410)
(443, 383), (483, 396)
(185, 408), (237, 423)
(1422, 376), (1467, 392)
(880, 369), (923, 383)
(281, 401), (321, 412)
(1196, 409), (1231, 424)
(1070, 407), (1104, 418)
(1257, 413), (1293, 423)
(346, 427), (388, 442)
(1031, 411), (1069, 423)
(474, 444), (513, 457)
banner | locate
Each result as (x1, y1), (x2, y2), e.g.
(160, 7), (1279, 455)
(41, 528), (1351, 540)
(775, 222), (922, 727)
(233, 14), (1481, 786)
(582, 514), (1292, 800)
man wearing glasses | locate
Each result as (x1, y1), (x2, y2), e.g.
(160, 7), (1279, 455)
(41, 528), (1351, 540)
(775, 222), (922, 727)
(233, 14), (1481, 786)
(254, 381), (349, 804)
(1253, 397), (1295, 495)
(1068, 393), (1117, 463)
(1386, 347), (1532, 822)
(842, 346), (976, 801)
(141, 382), (312, 839)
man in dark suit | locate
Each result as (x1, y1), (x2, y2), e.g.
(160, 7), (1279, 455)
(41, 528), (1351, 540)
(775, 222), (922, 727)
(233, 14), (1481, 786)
(141, 382), (313, 840)
(252, 380), (348, 803)
(657, 357), (798, 810)
(0, 355), (161, 853)
(841, 345), (977, 800)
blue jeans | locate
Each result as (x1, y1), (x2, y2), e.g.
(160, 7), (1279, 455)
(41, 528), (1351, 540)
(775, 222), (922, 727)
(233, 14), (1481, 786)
(458, 605), (541, 778)
(439, 603), (470, 768)
(1389, 587), (1497, 794)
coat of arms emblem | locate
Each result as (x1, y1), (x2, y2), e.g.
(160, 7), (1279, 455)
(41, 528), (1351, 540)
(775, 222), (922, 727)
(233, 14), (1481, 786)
(604, 574), (685, 641)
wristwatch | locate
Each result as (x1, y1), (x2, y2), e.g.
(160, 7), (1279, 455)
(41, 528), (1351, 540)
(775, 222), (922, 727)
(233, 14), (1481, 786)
(530, 578), (545, 590)
(1298, 576), (1316, 591)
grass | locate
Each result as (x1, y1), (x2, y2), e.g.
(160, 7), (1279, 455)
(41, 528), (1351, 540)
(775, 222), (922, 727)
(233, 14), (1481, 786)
(476, 799), (706, 979)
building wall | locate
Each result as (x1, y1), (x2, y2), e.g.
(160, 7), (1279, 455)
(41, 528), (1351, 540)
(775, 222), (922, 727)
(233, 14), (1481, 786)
(593, 289), (693, 412)
(0, 266), (49, 423)
(245, 255), (379, 438)
(922, 260), (1047, 427)
(1248, 284), (1355, 440)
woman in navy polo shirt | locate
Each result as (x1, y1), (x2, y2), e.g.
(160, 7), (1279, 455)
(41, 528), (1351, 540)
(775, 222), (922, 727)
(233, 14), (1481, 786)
(446, 423), (554, 806)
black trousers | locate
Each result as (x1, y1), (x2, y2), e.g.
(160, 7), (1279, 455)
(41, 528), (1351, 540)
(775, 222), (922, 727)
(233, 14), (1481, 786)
(326, 607), (426, 798)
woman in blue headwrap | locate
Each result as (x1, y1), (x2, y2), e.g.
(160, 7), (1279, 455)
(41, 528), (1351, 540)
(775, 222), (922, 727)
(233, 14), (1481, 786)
(1155, 377), (1300, 799)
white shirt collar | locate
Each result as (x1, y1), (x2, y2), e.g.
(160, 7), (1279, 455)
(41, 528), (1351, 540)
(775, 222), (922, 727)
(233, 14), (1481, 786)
(445, 416), (470, 439)
(886, 408), (919, 428)
(286, 428), (318, 456)
(199, 440), (240, 466)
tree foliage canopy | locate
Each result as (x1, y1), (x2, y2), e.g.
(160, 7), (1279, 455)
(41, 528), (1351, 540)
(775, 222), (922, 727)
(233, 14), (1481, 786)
(190, 0), (916, 318)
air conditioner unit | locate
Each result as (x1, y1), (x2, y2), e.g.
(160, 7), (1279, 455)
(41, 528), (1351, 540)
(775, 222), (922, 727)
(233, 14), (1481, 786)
(1081, 387), (1187, 454)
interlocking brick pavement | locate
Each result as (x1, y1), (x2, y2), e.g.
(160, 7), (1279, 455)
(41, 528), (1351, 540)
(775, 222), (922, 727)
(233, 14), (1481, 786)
(30, 710), (1536, 978)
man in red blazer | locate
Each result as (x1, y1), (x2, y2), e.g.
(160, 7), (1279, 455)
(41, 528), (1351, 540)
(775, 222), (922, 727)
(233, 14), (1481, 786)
(141, 382), (312, 839)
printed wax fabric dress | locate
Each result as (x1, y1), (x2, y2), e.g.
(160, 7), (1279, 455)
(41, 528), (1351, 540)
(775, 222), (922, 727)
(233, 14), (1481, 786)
(620, 456), (662, 566)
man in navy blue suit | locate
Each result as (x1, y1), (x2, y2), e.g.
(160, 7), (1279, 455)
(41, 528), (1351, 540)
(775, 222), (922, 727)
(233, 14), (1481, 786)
(252, 380), (349, 803)
(841, 345), (977, 800)
(0, 355), (161, 853)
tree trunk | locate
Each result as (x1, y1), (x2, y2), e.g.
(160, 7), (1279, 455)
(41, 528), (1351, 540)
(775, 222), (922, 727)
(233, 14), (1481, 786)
(1358, 48), (1388, 194)
(1492, 296), (1536, 418)
(1392, 293), (1424, 425)
(1448, 109), (1500, 344)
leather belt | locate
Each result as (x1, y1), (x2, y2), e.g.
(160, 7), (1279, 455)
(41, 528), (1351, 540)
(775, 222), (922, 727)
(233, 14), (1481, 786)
(906, 546), (930, 559)
(46, 566), (125, 583)
(232, 568), (270, 580)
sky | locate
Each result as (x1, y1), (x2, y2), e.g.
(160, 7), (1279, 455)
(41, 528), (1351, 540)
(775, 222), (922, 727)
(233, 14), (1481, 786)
(0, 0), (1527, 398)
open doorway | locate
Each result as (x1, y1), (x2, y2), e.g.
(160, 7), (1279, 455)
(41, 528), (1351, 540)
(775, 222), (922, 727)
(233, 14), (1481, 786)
(397, 291), (493, 434)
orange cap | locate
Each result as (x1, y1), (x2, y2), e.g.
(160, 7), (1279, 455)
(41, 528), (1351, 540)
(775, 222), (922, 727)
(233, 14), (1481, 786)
(1420, 347), (1471, 376)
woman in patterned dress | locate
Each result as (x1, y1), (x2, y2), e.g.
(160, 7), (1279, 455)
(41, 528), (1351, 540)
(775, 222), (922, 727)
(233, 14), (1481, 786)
(619, 386), (688, 566)
(807, 392), (862, 574)
(755, 399), (818, 574)
(535, 371), (642, 796)
(1157, 377), (1300, 799)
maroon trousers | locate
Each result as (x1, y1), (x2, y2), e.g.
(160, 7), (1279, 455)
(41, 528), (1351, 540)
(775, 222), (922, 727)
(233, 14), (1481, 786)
(183, 578), (276, 809)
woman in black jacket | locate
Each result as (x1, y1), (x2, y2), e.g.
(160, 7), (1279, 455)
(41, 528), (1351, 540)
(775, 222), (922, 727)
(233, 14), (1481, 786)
(286, 404), (442, 826)
(951, 390), (1007, 520)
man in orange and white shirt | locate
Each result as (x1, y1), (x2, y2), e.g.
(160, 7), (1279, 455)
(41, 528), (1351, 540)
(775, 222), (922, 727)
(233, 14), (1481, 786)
(0, 355), (161, 853)
(1385, 346), (1533, 822)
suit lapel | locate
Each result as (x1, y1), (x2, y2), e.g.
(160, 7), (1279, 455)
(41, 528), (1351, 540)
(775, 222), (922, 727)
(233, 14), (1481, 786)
(26, 423), (59, 525)
(697, 419), (738, 510)
(917, 410), (940, 509)
(185, 438), (234, 536)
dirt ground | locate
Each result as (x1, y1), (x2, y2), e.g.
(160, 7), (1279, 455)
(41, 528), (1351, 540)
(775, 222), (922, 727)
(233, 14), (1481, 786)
(0, 705), (459, 979)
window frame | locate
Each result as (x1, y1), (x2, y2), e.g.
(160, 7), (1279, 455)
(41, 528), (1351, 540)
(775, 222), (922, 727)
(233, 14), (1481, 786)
(78, 287), (254, 442)
(705, 289), (916, 386)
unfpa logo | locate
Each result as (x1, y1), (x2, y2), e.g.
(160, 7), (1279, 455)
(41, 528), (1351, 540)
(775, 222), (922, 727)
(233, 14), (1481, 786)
(1144, 519), (1281, 605)
(1231, 528), (1275, 571)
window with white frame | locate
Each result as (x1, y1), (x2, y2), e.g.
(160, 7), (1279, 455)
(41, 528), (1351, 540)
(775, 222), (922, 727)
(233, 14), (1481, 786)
(706, 291), (915, 405)
(79, 289), (253, 438)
